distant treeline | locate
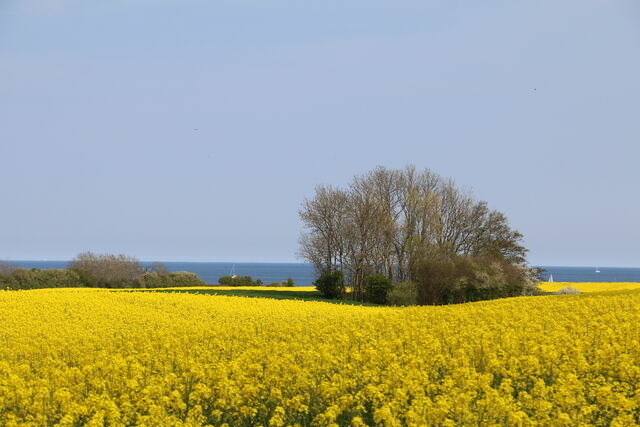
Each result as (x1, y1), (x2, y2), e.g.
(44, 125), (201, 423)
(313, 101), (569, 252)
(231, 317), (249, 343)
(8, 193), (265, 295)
(0, 252), (206, 290)
(217, 275), (294, 287)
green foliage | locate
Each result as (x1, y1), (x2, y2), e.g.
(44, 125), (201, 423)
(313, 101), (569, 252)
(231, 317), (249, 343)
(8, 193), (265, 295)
(314, 270), (345, 299)
(0, 255), (207, 290)
(167, 271), (206, 287)
(413, 254), (538, 305)
(0, 269), (84, 290)
(218, 275), (262, 286)
(387, 281), (419, 306)
(133, 272), (164, 289)
(364, 274), (392, 304)
(134, 271), (206, 288)
(266, 278), (295, 287)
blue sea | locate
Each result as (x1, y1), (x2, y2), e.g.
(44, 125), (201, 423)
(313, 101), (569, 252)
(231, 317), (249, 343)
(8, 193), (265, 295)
(535, 266), (640, 283)
(6, 262), (640, 285)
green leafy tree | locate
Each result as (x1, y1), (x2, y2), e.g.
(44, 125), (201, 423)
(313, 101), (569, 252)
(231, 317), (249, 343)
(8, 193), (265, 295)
(364, 273), (393, 304)
(314, 270), (345, 299)
(387, 281), (419, 306)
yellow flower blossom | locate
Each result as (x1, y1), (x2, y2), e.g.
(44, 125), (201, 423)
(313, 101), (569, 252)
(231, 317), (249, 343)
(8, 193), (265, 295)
(539, 282), (640, 293)
(1, 288), (639, 425)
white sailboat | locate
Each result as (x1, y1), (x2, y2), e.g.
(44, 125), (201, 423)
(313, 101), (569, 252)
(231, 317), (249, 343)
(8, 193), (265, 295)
(595, 266), (601, 273)
(230, 264), (237, 278)
(548, 274), (554, 283)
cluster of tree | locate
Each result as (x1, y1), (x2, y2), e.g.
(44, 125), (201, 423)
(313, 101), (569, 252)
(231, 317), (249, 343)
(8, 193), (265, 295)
(68, 252), (145, 287)
(68, 252), (206, 288)
(0, 252), (206, 290)
(300, 166), (539, 305)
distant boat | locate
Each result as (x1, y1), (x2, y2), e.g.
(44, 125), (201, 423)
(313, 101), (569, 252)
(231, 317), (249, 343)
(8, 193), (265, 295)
(548, 274), (554, 282)
(595, 267), (601, 273)
(230, 264), (237, 278)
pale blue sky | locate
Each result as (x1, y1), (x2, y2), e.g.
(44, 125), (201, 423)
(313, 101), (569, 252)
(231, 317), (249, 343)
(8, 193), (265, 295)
(1, 0), (639, 266)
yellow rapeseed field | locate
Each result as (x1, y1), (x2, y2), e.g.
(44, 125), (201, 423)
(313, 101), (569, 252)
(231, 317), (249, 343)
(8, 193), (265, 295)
(538, 282), (640, 293)
(1, 288), (640, 426)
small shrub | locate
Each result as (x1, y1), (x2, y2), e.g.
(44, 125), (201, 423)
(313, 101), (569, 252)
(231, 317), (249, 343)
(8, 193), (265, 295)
(387, 281), (419, 306)
(167, 271), (206, 287)
(134, 272), (163, 288)
(364, 274), (392, 304)
(314, 270), (345, 299)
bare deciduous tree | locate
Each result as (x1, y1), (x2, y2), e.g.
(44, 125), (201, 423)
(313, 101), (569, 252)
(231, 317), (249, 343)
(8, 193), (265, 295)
(0, 261), (18, 276)
(299, 165), (528, 302)
(298, 185), (349, 274)
(68, 252), (144, 287)
(148, 262), (170, 275)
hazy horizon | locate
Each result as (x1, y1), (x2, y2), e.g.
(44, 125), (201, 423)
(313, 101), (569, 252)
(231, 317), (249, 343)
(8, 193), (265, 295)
(2, 1), (640, 267)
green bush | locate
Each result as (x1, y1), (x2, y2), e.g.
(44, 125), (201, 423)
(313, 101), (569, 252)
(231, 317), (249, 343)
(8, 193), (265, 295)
(314, 270), (345, 299)
(133, 272), (164, 288)
(364, 273), (393, 304)
(387, 281), (419, 306)
(413, 254), (538, 305)
(135, 271), (206, 288)
(0, 266), (206, 290)
(218, 276), (262, 286)
(40, 269), (85, 288)
(166, 271), (206, 287)
(266, 278), (295, 287)
(0, 269), (84, 290)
